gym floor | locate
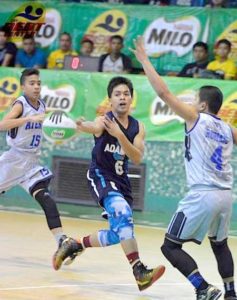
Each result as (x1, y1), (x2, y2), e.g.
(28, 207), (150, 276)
(1, 211), (237, 300)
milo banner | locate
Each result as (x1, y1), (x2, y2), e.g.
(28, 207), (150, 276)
(0, 67), (236, 142)
(1, 1), (237, 74)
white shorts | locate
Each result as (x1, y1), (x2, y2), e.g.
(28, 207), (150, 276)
(0, 148), (53, 194)
(166, 188), (233, 244)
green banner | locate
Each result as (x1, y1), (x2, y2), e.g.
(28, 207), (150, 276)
(1, 1), (237, 74)
(0, 67), (237, 142)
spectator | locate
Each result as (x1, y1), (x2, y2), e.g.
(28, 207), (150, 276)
(0, 26), (17, 67)
(178, 42), (209, 78)
(207, 39), (236, 80)
(206, 0), (226, 7)
(47, 32), (78, 69)
(80, 39), (94, 56)
(15, 35), (46, 69)
(98, 35), (132, 73)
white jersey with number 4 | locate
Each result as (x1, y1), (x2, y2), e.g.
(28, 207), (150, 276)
(7, 95), (45, 154)
(184, 113), (233, 189)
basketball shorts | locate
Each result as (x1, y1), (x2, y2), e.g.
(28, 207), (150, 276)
(87, 169), (133, 207)
(166, 188), (233, 244)
(0, 149), (53, 194)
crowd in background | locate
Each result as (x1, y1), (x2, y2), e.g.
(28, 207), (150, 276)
(0, 0), (237, 80)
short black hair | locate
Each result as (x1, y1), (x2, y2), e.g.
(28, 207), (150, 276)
(107, 76), (133, 98)
(216, 39), (231, 49)
(110, 35), (124, 44)
(20, 68), (40, 85)
(199, 85), (223, 114)
(193, 41), (208, 52)
(0, 25), (10, 36)
(60, 32), (71, 41)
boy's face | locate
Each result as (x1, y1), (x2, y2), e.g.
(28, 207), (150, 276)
(110, 38), (123, 54)
(110, 84), (132, 115)
(22, 74), (41, 101)
(216, 43), (230, 59)
(23, 38), (35, 54)
(80, 42), (93, 56)
(193, 46), (207, 63)
(60, 34), (71, 52)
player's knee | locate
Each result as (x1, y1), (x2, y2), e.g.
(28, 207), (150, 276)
(31, 186), (61, 230)
(104, 195), (134, 241)
(98, 229), (120, 247)
(161, 238), (182, 267)
(210, 238), (228, 254)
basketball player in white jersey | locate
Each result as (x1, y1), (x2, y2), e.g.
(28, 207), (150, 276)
(131, 37), (237, 300)
(0, 68), (69, 259)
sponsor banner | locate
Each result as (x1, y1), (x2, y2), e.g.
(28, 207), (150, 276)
(1, 2), (237, 73)
(0, 67), (236, 142)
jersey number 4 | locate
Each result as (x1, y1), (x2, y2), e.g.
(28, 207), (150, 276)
(211, 145), (223, 171)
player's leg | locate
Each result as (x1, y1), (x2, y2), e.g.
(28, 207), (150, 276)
(161, 190), (222, 299)
(208, 190), (236, 300)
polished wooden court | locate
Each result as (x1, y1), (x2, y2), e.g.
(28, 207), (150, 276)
(1, 210), (237, 300)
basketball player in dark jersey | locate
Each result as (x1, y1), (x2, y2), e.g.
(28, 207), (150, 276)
(52, 76), (165, 291)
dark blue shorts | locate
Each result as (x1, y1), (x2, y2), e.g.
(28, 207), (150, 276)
(87, 169), (133, 207)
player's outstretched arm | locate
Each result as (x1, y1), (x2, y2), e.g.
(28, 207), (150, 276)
(103, 117), (144, 165)
(0, 103), (44, 131)
(76, 116), (104, 136)
(130, 36), (198, 125)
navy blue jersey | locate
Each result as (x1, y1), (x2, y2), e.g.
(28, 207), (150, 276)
(88, 111), (139, 206)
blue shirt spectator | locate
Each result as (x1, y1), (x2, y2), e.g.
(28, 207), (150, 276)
(15, 35), (46, 68)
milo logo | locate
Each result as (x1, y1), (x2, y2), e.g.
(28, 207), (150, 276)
(151, 90), (196, 125)
(41, 85), (75, 112)
(144, 17), (201, 57)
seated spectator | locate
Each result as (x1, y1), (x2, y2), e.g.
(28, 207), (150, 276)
(15, 35), (46, 69)
(207, 39), (236, 80)
(98, 35), (132, 73)
(47, 32), (78, 69)
(178, 42), (209, 78)
(0, 26), (17, 67)
(80, 39), (94, 56)
(206, 0), (226, 7)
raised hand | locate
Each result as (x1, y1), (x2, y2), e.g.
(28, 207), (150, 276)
(130, 36), (148, 64)
(103, 116), (122, 138)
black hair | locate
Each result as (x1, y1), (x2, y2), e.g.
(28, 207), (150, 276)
(110, 35), (124, 44)
(193, 41), (208, 52)
(216, 39), (232, 49)
(0, 25), (10, 36)
(199, 85), (223, 114)
(107, 76), (133, 98)
(60, 32), (71, 41)
(20, 68), (40, 85)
